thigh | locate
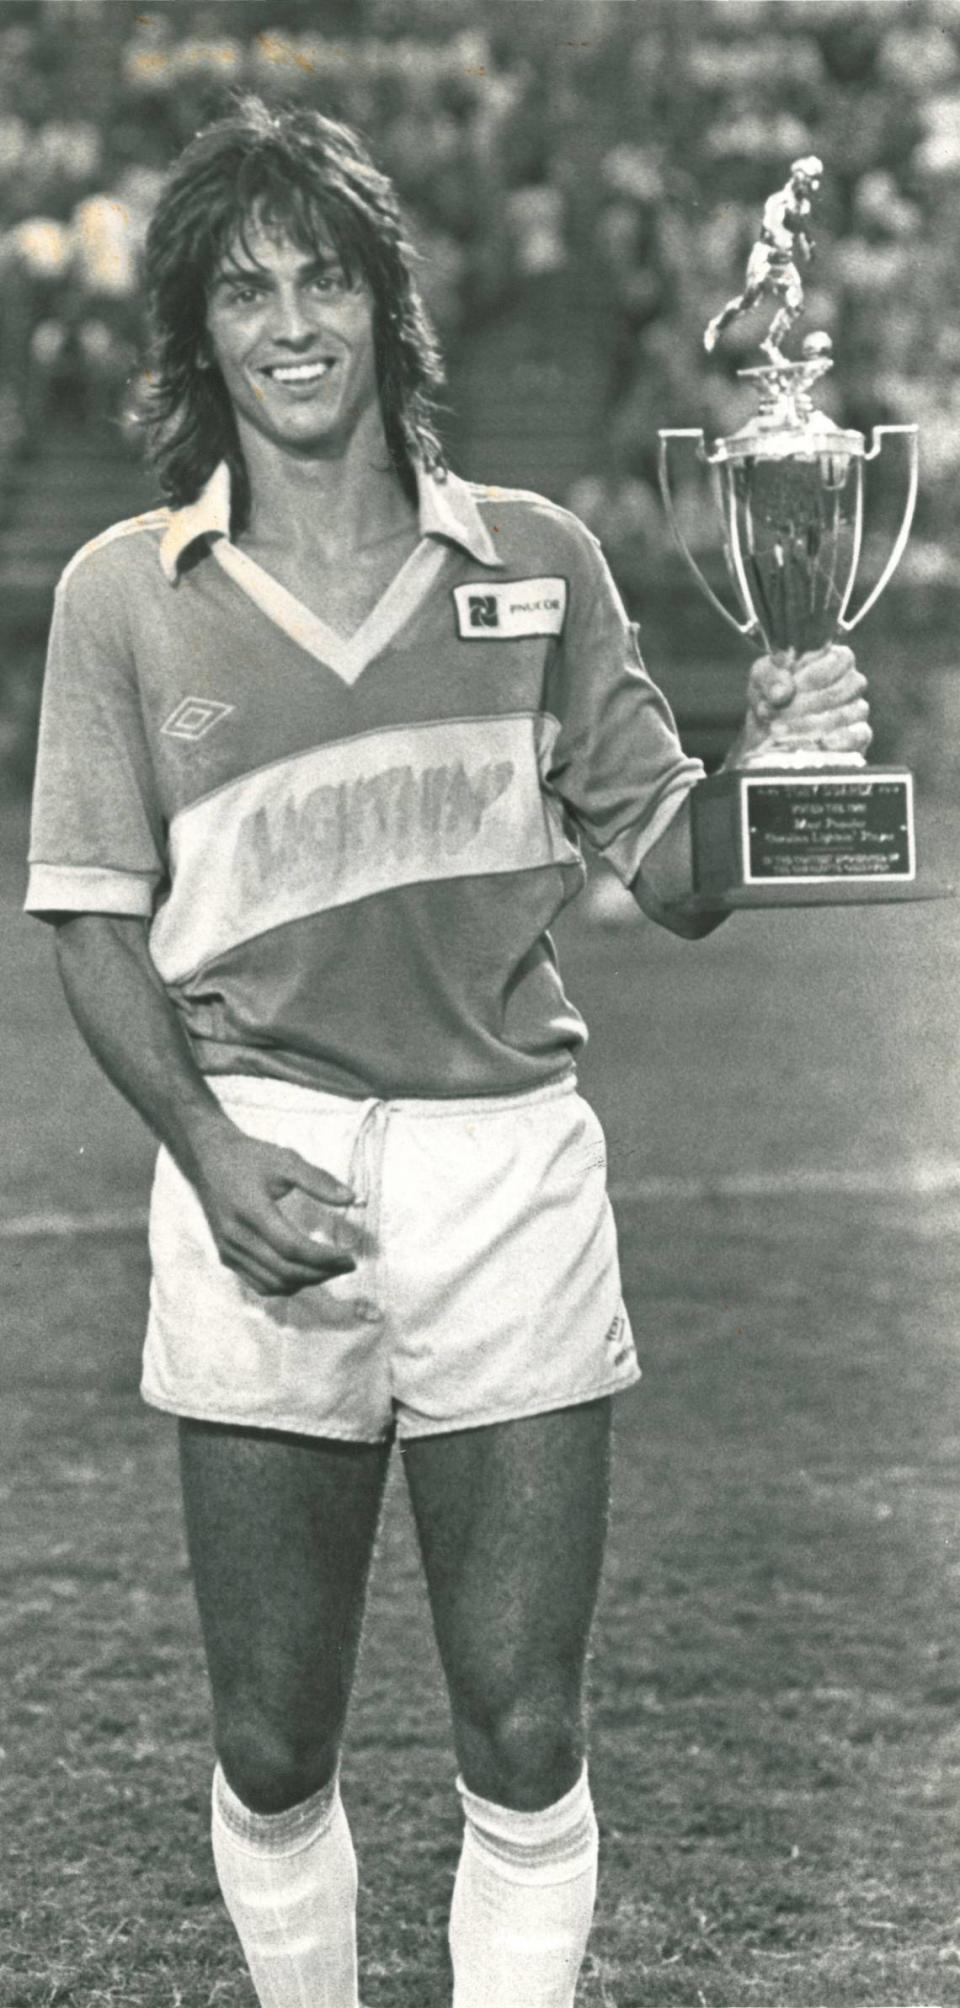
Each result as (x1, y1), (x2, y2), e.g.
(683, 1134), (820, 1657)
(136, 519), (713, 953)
(178, 1420), (390, 1780)
(402, 1400), (611, 1763)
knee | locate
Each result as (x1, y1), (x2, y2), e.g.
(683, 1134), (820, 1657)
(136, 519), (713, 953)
(457, 1689), (585, 1809)
(215, 1714), (340, 1816)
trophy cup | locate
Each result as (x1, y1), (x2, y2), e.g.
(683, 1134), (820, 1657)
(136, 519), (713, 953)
(659, 156), (933, 906)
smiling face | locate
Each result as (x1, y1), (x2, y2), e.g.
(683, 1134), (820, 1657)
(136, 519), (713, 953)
(204, 211), (382, 461)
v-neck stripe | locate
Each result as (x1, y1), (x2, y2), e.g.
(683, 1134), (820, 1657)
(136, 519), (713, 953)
(210, 535), (449, 685)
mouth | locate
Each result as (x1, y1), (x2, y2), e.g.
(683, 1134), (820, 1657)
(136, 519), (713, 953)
(262, 359), (337, 386)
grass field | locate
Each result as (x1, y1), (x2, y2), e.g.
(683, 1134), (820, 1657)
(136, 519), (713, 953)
(4, 795), (960, 2007)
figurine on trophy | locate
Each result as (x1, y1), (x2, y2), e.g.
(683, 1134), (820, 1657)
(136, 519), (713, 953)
(657, 157), (935, 906)
(703, 155), (824, 367)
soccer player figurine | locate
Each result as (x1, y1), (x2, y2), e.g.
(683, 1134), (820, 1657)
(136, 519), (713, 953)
(704, 154), (824, 365)
(25, 104), (868, 2008)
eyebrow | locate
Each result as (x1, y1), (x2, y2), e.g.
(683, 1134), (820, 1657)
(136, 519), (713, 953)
(210, 252), (345, 293)
(209, 266), (266, 293)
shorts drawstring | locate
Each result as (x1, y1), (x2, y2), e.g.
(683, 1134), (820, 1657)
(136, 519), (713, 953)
(346, 1100), (383, 1209)
(335, 1100), (385, 1271)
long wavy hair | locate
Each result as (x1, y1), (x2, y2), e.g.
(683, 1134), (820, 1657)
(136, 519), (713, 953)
(140, 97), (447, 527)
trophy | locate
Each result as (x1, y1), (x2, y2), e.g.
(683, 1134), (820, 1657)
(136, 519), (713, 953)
(659, 156), (933, 907)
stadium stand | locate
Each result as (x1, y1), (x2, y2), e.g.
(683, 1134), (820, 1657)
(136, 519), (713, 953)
(0, 0), (958, 782)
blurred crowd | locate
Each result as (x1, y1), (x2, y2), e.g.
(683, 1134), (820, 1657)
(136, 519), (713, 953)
(0, 0), (958, 585)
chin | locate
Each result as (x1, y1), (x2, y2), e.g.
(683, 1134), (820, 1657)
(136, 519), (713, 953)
(252, 409), (347, 454)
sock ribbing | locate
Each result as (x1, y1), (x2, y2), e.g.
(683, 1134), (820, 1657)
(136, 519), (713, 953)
(211, 1764), (360, 2008)
(455, 1764), (597, 1883)
(214, 1763), (340, 1854)
(450, 1764), (599, 2006)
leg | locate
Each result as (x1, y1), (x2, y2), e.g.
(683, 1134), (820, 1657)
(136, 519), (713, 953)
(402, 1399), (611, 1809)
(704, 278), (765, 352)
(403, 1400), (611, 2008)
(178, 1418), (390, 1810)
(178, 1419), (390, 2008)
(764, 267), (805, 360)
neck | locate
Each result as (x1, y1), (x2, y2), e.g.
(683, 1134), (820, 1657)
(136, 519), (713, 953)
(237, 408), (416, 555)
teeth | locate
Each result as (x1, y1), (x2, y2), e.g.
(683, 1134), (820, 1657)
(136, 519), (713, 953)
(268, 362), (332, 383)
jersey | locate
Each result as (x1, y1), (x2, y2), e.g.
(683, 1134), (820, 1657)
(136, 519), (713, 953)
(25, 461), (705, 1098)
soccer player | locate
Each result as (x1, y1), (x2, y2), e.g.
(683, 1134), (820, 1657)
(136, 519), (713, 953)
(25, 102), (869, 2008)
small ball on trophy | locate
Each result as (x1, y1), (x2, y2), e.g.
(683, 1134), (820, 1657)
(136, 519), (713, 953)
(802, 331), (833, 360)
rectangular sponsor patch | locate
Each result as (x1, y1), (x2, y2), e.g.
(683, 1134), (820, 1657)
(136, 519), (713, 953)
(453, 577), (568, 641)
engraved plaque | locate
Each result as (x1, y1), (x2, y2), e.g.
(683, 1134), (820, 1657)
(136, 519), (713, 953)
(743, 776), (914, 883)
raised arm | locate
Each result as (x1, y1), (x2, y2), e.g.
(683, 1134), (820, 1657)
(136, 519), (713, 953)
(55, 913), (357, 1296)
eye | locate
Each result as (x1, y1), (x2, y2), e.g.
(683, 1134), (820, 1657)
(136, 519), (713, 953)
(310, 268), (351, 295)
(214, 280), (260, 309)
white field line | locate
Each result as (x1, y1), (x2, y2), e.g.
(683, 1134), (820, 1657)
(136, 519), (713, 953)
(609, 1163), (960, 1202)
(2, 1207), (149, 1241)
(2, 1163), (960, 1240)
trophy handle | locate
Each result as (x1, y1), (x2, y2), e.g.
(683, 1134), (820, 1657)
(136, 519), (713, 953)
(658, 430), (760, 641)
(838, 424), (919, 634)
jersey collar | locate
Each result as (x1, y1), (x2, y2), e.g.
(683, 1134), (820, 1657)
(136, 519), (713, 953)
(159, 459), (503, 582)
(417, 466), (503, 569)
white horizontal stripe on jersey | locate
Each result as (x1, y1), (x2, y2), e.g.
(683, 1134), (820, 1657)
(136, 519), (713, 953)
(150, 713), (576, 983)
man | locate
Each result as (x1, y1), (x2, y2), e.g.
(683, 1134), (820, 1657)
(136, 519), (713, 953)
(25, 102), (869, 2008)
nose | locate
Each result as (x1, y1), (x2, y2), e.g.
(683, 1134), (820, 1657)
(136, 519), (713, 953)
(270, 285), (319, 348)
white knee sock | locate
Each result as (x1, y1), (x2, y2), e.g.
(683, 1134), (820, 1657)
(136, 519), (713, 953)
(211, 1763), (359, 2008)
(450, 1764), (599, 2008)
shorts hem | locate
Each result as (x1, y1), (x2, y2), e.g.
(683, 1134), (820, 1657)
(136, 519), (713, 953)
(395, 1365), (642, 1441)
(139, 1381), (392, 1444)
(139, 1362), (641, 1444)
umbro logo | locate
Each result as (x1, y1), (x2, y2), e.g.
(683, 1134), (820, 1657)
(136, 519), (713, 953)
(162, 697), (234, 741)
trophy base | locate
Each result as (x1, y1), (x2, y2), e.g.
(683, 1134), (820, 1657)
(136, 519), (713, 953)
(679, 880), (954, 915)
(689, 764), (948, 909)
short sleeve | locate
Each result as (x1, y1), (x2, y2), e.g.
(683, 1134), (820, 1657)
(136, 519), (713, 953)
(25, 563), (165, 921)
(543, 531), (705, 884)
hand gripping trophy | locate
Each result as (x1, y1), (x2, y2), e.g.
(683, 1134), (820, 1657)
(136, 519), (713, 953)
(659, 158), (936, 906)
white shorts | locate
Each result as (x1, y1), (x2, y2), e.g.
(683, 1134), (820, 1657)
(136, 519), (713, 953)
(140, 1072), (639, 1442)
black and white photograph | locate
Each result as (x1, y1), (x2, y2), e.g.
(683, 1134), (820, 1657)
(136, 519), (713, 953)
(3, 2), (959, 2004)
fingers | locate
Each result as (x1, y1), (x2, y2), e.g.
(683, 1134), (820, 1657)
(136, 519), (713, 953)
(219, 1170), (359, 1296)
(220, 1222), (357, 1297)
(250, 1259), (356, 1299)
(767, 706), (872, 756)
(277, 1150), (357, 1209)
(224, 1251), (342, 1298)
(264, 1212), (357, 1274)
(239, 1261), (354, 1298)
(748, 654), (797, 715)
(200, 1136), (362, 1297)
(790, 644), (863, 695)
(245, 1202), (358, 1291)
(747, 645), (870, 757)
(785, 667), (867, 718)
(244, 1150), (360, 1292)
(793, 641), (855, 676)
(768, 693), (870, 739)
(749, 645), (863, 708)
